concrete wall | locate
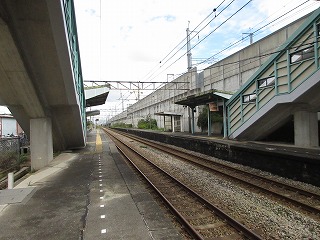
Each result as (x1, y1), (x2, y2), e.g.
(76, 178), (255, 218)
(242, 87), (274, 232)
(202, 16), (307, 93)
(109, 13), (309, 133)
(110, 69), (202, 132)
(116, 128), (320, 187)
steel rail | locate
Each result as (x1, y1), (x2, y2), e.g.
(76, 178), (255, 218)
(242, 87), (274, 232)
(105, 128), (263, 240)
(109, 128), (320, 215)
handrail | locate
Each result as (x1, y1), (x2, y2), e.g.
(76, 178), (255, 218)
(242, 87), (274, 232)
(226, 8), (320, 138)
(62, 0), (87, 134)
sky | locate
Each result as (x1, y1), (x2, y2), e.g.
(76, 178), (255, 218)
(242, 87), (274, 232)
(1, 0), (319, 121)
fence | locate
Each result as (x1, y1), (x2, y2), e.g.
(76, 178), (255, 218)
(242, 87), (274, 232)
(0, 137), (20, 173)
(0, 136), (30, 189)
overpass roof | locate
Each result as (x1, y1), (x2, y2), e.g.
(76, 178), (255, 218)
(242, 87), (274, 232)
(86, 92), (109, 107)
(85, 87), (109, 107)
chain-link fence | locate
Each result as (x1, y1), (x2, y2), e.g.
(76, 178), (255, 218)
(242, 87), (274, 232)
(0, 137), (20, 177)
(0, 135), (30, 189)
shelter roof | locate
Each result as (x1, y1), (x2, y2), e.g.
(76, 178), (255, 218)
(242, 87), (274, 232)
(86, 110), (100, 117)
(154, 111), (182, 116)
(174, 90), (233, 108)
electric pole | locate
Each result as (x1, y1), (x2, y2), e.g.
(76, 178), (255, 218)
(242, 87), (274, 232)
(243, 32), (253, 44)
(186, 21), (192, 72)
(120, 92), (124, 111)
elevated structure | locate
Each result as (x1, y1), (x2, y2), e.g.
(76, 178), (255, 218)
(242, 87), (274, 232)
(85, 86), (109, 108)
(109, 9), (320, 147)
(227, 8), (320, 147)
(0, 0), (86, 169)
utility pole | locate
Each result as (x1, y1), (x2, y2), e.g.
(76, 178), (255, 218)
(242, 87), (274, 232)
(243, 32), (253, 45)
(186, 21), (192, 72)
(137, 85), (140, 100)
(120, 92), (124, 111)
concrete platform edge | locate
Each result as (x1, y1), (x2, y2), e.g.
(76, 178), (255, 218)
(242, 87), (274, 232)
(0, 152), (78, 213)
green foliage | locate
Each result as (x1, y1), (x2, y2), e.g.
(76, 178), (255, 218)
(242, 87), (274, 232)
(87, 120), (94, 129)
(197, 107), (208, 132)
(111, 122), (132, 128)
(137, 115), (158, 130)
(197, 106), (223, 132)
(18, 154), (29, 165)
(211, 112), (223, 123)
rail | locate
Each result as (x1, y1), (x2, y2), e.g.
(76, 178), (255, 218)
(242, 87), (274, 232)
(111, 128), (320, 216)
(105, 128), (263, 239)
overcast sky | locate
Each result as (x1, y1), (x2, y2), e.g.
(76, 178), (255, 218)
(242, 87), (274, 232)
(1, 0), (319, 120)
(73, 0), (319, 121)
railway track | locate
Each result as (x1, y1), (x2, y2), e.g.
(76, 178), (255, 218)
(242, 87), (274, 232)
(105, 128), (263, 240)
(107, 128), (320, 217)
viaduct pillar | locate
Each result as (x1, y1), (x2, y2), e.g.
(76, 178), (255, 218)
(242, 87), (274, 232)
(294, 111), (319, 147)
(30, 118), (53, 170)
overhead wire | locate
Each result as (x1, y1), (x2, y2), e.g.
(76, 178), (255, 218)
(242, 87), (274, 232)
(146, 0), (253, 82)
(107, 1), (318, 112)
(156, 0), (237, 70)
(140, 0), (231, 82)
(199, 37), (320, 82)
(251, 1), (318, 40)
(192, 0), (312, 68)
(154, 0), (314, 84)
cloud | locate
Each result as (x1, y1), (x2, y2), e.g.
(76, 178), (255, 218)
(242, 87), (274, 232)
(85, 9), (98, 17)
(74, 0), (320, 116)
(149, 15), (176, 22)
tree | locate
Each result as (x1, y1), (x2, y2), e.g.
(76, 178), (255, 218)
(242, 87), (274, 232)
(197, 106), (223, 132)
(197, 106), (208, 132)
(138, 114), (157, 129)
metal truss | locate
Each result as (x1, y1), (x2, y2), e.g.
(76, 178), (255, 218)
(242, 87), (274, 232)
(83, 80), (189, 91)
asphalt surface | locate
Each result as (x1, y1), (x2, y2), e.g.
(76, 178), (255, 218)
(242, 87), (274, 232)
(0, 147), (94, 239)
(0, 129), (182, 240)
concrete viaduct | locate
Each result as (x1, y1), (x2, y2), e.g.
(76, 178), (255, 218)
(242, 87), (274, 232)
(0, 0), (88, 170)
(110, 8), (320, 148)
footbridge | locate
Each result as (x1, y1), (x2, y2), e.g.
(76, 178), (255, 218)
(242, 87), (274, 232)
(0, 0), (86, 169)
(227, 8), (320, 147)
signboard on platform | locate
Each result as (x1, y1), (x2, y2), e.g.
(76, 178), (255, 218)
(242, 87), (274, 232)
(209, 102), (218, 112)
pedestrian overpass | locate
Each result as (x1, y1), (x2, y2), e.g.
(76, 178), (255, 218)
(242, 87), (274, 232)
(0, 0), (86, 169)
(227, 8), (320, 147)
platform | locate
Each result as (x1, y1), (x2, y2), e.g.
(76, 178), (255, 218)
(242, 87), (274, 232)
(115, 128), (320, 187)
(0, 129), (182, 240)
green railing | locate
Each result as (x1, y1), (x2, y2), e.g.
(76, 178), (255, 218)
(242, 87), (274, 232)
(227, 8), (320, 137)
(62, 0), (86, 136)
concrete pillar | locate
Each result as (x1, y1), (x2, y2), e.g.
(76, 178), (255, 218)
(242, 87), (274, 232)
(171, 116), (175, 133)
(191, 107), (195, 135)
(30, 118), (53, 170)
(208, 107), (211, 136)
(223, 100), (228, 139)
(294, 111), (319, 147)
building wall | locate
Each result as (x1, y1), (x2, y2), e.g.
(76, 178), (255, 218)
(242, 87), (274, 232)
(0, 115), (24, 137)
